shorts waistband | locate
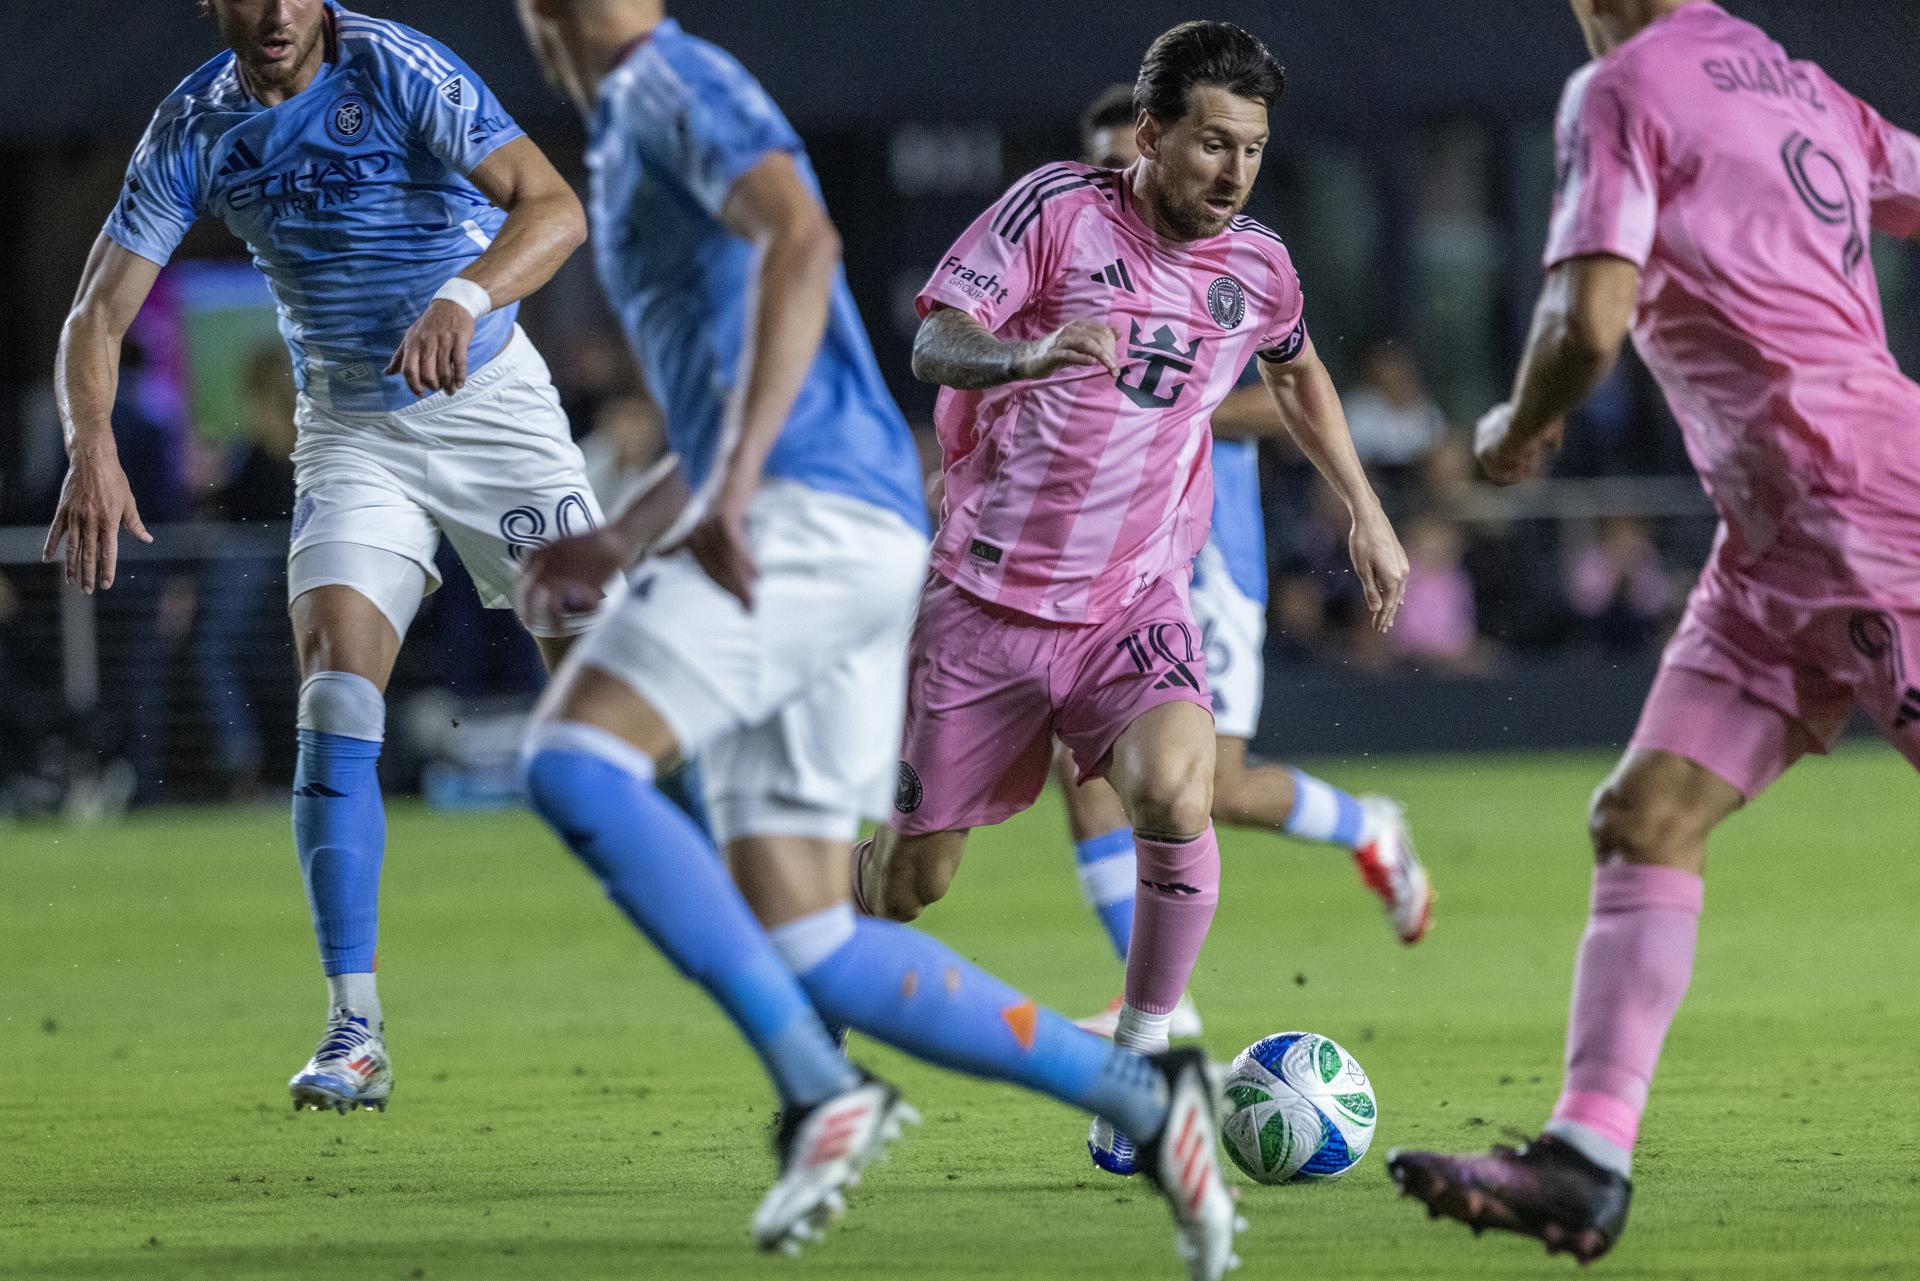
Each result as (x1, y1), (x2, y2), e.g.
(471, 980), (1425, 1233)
(299, 325), (536, 426)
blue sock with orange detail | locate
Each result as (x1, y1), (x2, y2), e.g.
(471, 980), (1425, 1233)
(769, 904), (1168, 1139)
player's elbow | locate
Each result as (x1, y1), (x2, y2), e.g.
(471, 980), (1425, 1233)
(551, 189), (589, 255)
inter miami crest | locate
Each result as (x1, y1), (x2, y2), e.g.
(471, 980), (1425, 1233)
(894, 762), (924, 814)
(1207, 276), (1246, 330)
(327, 94), (371, 145)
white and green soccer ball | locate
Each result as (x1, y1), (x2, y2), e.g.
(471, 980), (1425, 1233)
(1220, 1031), (1376, 1184)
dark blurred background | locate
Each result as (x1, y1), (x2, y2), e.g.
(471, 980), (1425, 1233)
(3, 0), (1918, 813)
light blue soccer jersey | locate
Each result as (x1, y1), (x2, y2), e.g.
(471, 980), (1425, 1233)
(104, 4), (524, 413)
(1197, 363), (1270, 605)
(586, 20), (927, 533)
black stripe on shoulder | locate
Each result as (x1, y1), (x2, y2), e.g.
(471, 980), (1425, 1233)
(1003, 176), (1096, 244)
(1230, 216), (1286, 247)
(994, 165), (1081, 237)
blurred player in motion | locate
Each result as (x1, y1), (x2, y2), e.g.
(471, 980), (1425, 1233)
(1388, 0), (1920, 1262)
(510, 3), (1239, 1273)
(44, 0), (602, 1113)
(1063, 86), (1432, 1048)
(855, 24), (1407, 1177)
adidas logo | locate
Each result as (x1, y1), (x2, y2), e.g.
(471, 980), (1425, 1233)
(1090, 259), (1136, 292)
(293, 782), (346, 799)
(217, 139), (263, 178)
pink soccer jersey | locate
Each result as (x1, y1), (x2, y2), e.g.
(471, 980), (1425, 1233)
(1548, 0), (1920, 604)
(916, 162), (1306, 625)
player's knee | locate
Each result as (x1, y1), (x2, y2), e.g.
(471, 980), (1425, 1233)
(877, 838), (963, 922)
(1126, 754), (1213, 837)
(296, 671), (387, 742)
(1587, 780), (1703, 867)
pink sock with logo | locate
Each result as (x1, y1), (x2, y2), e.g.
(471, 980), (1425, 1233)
(1124, 827), (1220, 1016)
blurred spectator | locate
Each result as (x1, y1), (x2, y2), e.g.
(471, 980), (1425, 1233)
(1340, 339), (1448, 471)
(554, 324), (641, 438)
(191, 345), (296, 799)
(1567, 516), (1677, 653)
(579, 391), (668, 514)
(1389, 513), (1493, 674)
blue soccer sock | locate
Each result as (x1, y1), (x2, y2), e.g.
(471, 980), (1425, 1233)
(1284, 768), (1369, 848)
(1073, 827), (1136, 961)
(770, 905), (1169, 1140)
(522, 722), (857, 1110)
(293, 674), (389, 984)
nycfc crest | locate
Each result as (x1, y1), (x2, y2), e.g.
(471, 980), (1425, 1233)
(327, 94), (371, 145)
(1207, 276), (1247, 329)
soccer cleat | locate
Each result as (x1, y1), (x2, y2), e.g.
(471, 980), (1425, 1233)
(1138, 1048), (1244, 1281)
(1353, 796), (1433, 944)
(289, 1009), (392, 1113)
(1386, 1136), (1632, 1264)
(1088, 1114), (1138, 1176)
(750, 1074), (918, 1256)
(1075, 991), (1204, 1040)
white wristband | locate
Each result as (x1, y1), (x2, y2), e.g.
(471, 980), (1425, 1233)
(432, 276), (493, 320)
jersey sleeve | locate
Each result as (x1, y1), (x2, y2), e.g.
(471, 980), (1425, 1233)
(631, 43), (804, 220)
(1544, 61), (1659, 271)
(1252, 244), (1308, 365)
(1831, 75), (1920, 239)
(101, 106), (201, 268)
(382, 28), (525, 175)
(915, 166), (1078, 329)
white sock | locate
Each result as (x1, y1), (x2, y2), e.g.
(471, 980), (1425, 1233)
(1543, 1118), (1633, 1179)
(1113, 1003), (1172, 1055)
(328, 972), (382, 1028)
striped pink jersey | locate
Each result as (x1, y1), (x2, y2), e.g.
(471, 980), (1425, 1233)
(916, 162), (1306, 624)
(1549, 1), (1920, 604)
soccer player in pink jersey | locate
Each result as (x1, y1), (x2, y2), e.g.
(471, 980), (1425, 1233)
(1388, 0), (1920, 1262)
(854, 21), (1409, 1174)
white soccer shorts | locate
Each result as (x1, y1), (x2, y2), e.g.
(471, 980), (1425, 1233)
(1191, 538), (1267, 742)
(287, 325), (608, 639)
(573, 480), (930, 846)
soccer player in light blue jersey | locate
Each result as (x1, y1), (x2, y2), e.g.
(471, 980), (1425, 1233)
(508, 4), (1238, 1272)
(1060, 91), (1433, 1101)
(45, 0), (606, 1113)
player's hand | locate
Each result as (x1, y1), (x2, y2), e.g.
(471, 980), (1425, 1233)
(1348, 505), (1409, 635)
(517, 528), (624, 626)
(1013, 318), (1120, 381)
(386, 299), (477, 398)
(678, 494), (758, 611)
(1473, 403), (1562, 487)
(42, 446), (151, 594)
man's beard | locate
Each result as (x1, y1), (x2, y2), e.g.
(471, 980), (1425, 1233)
(1150, 187), (1242, 241)
(235, 21), (324, 89)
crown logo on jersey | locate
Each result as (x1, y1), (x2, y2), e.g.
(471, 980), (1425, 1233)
(1090, 259), (1136, 292)
(1116, 321), (1201, 411)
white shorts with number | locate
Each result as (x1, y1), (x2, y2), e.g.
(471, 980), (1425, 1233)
(574, 480), (929, 847)
(287, 325), (607, 639)
(1192, 538), (1266, 741)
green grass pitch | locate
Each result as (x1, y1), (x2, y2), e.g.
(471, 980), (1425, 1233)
(6, 747), (1917, 1280)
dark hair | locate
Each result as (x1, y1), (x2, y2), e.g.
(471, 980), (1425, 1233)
(1080, 83), (1137, 140)
(1134, 21), (1285, 124)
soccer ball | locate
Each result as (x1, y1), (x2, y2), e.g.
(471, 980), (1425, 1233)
(1219, 1032), (1376, 1184)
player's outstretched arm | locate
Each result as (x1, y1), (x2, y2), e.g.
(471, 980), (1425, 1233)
(518, 460), (691, 626)
(911, 307), (1118, 391)
(386, 138), (586, 398)
(1475, 254), (1638, 486)
(45, 235), (161, 594)
(1258, 336), (1408, 633)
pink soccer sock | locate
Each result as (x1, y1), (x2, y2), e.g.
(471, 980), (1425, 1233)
(1548, 862), (1704, 1154)
(1124, 827), (1220, 1016)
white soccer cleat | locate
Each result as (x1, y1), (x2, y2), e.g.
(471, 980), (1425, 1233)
(750, 1074), (918, 1255)
(1141, 1048), (1244, 1281)
(1353, 796), (1433, 944)
(289, 1009), (392, 1113)
(1075, 991), (1204, 1040)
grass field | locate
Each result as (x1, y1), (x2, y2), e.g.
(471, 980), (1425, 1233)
(5, 747), (1917, 1281)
